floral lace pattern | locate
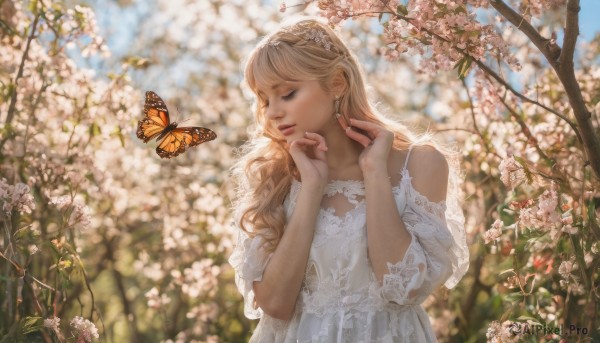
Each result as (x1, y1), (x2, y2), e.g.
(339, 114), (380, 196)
(229, 147), (468, 342)
(324, 179), (365, 206)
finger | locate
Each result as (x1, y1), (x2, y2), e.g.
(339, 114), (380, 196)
(336, 115), (350, 131)
(304, 132), (328, 151)
(313, 143), (327, 161)
(345, 127), (372, 148)
(289, 139), (315, 161)
(290, 138), (318, 150)
(348, 119), (382, 136)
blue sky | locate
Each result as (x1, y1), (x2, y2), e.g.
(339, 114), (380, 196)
(578, 1), (600, 40)
(95, 1), (600, 57)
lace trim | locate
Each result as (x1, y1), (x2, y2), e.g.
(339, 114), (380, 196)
(312, 206), (365, 247)
(290, 171), (447, 219)
(324, 179), (365, 205)
(381, 236), (429, 304)
(399, 169), (447, 220)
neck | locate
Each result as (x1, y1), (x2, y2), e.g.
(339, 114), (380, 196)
(318, 120), (363, 173)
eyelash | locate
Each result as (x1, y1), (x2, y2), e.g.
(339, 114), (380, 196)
(262, 90), (296, 108)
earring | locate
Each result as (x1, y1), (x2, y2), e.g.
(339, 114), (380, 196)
(334, 95), (349, 131)
(334, 95), (341, 119)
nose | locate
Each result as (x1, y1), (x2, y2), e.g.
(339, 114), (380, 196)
(265, 101), (284, 121)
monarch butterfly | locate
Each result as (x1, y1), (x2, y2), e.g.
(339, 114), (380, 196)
(137, 91), (217, 159)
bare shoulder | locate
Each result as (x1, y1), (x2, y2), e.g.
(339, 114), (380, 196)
(405, 145), (449, 203)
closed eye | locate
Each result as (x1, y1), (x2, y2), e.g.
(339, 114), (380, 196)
(259, 90), (295, 109)
(282, 90), (296, 101)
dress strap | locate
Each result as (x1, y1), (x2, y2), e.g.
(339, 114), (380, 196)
(402, 144), (414, 172)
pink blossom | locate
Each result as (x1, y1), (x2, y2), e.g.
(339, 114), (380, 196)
(484, 219), (503, 244)
(0, 179), (35, 214)
(44, 316), (61, 334)
(558, 256), (577, 280)
(486, 320), (518, 343)
(49, 195), (92, 230)
(499, 156), (526, 189)
(145, 287), (172, 309)
(70, 316), (99, 342)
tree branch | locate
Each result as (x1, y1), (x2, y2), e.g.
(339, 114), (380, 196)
(490, 0), (600, 179)
(560, 0), (580, 67)
(377, 3), (584, 148)
(472, 57), (583, 144)
(489, 0), (561, 65)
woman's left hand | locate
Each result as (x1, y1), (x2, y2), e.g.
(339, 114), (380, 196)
(344, 118), (394, 175)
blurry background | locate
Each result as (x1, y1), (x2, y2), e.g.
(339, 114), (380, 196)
(1, 0), (599, 342)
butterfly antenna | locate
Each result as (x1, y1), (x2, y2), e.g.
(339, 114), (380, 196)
(174, 105), (181, 124)
(174, 105), (192, 124)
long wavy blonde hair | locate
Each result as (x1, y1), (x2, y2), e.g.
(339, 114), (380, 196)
(230, 17), (435, 251)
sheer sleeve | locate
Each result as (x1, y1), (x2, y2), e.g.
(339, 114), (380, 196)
(381, 156), (469, 304)
(228, 224), (273, 319)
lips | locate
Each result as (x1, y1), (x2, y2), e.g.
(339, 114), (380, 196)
(277, 124), (295, 131)
(277, 124), (296, 136)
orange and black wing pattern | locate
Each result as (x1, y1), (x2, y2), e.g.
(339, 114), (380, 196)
(137, 91), (171, 143)
(137, 91), (217, 159)
(156, 127), (217, 159)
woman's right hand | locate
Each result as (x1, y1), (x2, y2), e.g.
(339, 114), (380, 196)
(288, 132), (328, 190)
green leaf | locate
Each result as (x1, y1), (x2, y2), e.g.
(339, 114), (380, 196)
(20, 317), (43, 335)
(89, 122), (101, 137)
(396, 4), (408, 16)
(587, 198), (596, 224)
(504, 292), (523, 303)
(517, 315), (540, 323)
(513, 156), (534, 184)
(0, 19), (17, 35)
(112, 126), (125, 147)
(454, 56), (472, 79)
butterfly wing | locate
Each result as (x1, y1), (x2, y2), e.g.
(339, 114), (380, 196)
(137, 91), (170, 143)
(156, 127), (217, 159)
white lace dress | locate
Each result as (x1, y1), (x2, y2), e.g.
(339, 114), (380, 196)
(229, 150), (469, 342)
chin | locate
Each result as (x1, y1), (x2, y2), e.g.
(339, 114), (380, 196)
(284, 132), (301, 141)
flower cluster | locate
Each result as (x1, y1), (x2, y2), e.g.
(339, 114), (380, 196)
(499, 156), (527, 190)
(145, 287), (172, 310)
(517, 189), (561, 236)
(70, 316), (99, 342)
(43, 316), (61, 335)
(49, 195), (92, 230)
(484, 219), (503, 245)
(0, 179), (35, 215)
(485, 320), (518, 343)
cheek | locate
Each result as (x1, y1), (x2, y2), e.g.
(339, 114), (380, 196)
(296, 93), (332, 120)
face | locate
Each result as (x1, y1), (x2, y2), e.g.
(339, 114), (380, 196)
(260, 80), (335, 143)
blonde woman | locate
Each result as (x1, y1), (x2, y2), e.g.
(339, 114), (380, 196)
(229, 17), (469, 342)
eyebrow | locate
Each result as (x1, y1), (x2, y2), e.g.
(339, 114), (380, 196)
(257, 81), (297, 98)
(271, 82), (285, 90)
(272, 81), (299, 90)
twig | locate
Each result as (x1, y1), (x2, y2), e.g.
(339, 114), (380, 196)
(25, 272), (57, 292)
(5, 12), (40, 127)
(471, 59), (583, 146)
(459, 78), (499, 158)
